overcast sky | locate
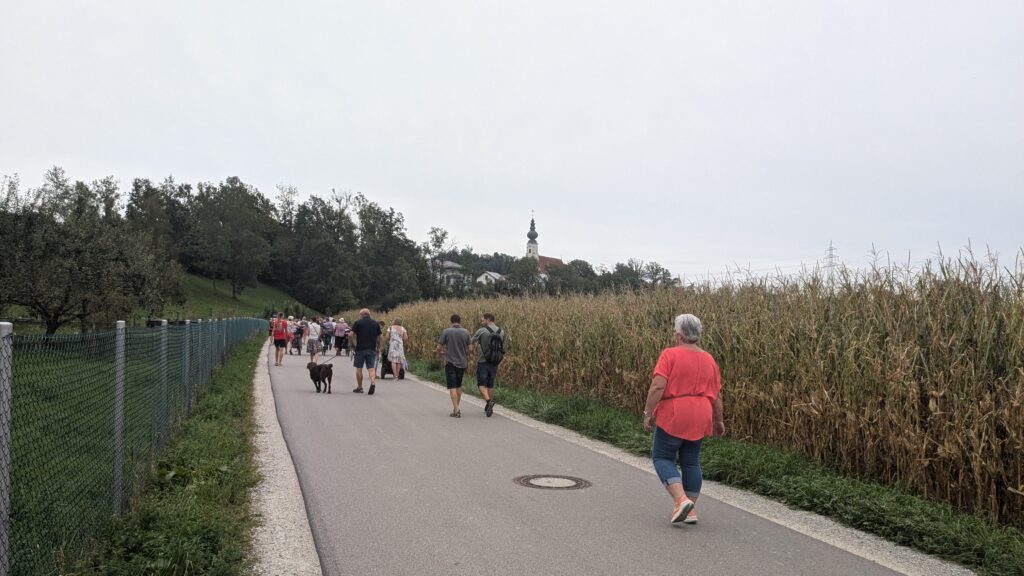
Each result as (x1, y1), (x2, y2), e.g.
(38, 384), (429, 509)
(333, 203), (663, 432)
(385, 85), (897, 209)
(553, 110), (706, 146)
(2, 1), (1022, 278)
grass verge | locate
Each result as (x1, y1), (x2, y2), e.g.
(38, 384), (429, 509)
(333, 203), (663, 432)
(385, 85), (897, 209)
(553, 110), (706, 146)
(73, 337), (264, 576)
(407, 357), (1024, 576)
(171, 273), (318, 320)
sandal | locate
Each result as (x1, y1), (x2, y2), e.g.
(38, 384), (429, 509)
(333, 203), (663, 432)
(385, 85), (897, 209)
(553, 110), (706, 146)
(450, 410), (461, 418)
(352, 387), (364, 393)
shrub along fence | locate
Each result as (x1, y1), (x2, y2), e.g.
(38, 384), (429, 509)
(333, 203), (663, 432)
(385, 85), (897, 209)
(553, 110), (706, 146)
(0, 317), (268, 576)
(376, 255), (1024, 529)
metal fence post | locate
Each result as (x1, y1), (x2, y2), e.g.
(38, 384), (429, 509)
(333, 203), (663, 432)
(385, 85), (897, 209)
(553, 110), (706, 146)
(158, 319), (168, 443)
(0, 322), (13, 576)
(183, 320), (191, 416)
(208, 319), (214, 376)
(195, 319), (203, 404)
(209, 319), (215, 372)
(113, 320), (125, 516)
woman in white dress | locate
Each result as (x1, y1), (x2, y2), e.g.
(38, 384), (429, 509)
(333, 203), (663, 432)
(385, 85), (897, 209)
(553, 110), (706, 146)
(387, 318), (408, 380)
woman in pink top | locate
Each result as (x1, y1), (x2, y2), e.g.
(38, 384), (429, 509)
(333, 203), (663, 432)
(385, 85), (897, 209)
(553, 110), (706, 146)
(642, 313), (724, 524)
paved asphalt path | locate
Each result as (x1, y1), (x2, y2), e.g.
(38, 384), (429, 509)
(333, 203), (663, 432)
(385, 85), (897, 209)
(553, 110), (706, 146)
(269, 350), (900, 576)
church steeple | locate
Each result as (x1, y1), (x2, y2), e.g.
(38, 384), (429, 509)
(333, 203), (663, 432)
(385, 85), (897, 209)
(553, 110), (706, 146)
(526, 217), (539, 259)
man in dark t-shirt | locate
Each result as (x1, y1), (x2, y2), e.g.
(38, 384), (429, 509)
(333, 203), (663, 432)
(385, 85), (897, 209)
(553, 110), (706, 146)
(350, 308), (383, 395)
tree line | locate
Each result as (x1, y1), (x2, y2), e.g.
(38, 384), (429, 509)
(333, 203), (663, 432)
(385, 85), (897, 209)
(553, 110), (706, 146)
(0, 167), (675, 333)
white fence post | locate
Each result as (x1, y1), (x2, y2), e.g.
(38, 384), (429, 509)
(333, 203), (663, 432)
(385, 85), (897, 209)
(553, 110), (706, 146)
(113, 320), (125, 516)
(158, 319), (168, 442)
(0, 322), (12, 576)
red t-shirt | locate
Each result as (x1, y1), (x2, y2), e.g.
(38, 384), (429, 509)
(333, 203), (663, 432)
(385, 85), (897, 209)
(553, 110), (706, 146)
(652, 347), (721, 441)
(272, 319), (289, 340)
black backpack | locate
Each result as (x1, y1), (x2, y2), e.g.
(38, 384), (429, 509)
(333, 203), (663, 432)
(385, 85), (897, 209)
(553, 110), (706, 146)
(485, 326), (505, 364)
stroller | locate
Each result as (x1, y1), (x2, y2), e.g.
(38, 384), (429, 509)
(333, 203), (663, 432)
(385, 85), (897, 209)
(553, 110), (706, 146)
(290, 325), (304, 355)
(379, 347), (405, 380)
(334, 332), (350, 356)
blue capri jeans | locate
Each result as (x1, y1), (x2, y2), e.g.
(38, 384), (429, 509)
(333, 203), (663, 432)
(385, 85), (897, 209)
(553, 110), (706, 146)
(651, 426), (703, 500)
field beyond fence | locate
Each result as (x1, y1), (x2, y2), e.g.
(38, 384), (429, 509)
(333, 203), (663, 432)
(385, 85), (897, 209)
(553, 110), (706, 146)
(382, 255), (1024, 528)
(0, 317), (268, 576)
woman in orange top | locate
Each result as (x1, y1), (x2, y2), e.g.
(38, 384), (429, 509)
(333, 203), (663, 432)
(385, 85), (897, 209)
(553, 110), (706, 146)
(642, 313), (724, 524)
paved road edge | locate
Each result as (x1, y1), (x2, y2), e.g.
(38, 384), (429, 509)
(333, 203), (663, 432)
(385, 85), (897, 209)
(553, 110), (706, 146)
(251, 339), (324, 576)
(402, 371), (973, 576)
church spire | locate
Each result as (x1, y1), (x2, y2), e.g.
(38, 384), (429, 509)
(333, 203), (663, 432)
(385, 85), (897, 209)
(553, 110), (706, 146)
(526, 217), (539, 259)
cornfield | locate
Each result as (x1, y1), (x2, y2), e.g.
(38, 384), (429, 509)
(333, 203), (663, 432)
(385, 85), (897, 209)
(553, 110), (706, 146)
(359, 253), (1024, 527)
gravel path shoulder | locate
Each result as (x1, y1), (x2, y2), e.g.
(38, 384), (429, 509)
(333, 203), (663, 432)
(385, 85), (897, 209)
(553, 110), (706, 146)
(251, 340), (322, 576)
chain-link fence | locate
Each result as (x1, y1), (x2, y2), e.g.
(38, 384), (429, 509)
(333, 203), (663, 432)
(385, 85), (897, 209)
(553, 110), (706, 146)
(0, 317), (268, 576)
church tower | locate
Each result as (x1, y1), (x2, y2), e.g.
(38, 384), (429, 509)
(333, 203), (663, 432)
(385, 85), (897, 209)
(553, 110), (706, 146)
(526, 218), (539, 260)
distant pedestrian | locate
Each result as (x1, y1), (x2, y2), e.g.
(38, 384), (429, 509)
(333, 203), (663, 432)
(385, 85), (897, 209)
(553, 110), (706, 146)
(350, 309), (382, 395)
(290, 316), (303, 355)
(438, 314), (471, 417)
(377, 320), (391, 378)
(322, 317), (336, 351)
(471, 313), (506, 417)
(271, 313), (289, 366)
(334, 317), (350, 356)
(306, 317), (322, 364)
(386, 318), (408, 381)
(642, 313), (724, 525)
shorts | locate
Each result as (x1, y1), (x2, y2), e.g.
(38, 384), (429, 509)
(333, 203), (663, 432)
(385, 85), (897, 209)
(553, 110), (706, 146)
(274, 339), (287, 348)
(445, 363), (466, 389)
(307, 339), (321, 354)
(476, 362), (498, 389)
(353, 349), (377, 369)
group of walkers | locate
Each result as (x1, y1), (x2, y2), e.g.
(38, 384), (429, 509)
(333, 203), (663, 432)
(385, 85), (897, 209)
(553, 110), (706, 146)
(269, 309), (505, 418)
(272, 305), (724, 526)
(268, 309), (412, 394)
(270, 313), (353, 366)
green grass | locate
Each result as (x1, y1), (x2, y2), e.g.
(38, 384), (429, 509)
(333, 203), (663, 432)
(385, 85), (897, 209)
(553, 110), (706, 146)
(4, 274), (314, 333)
(169, 273), (317, 320)
(8, 321), (264, 575)
(407, 357), (1024, 576)
(73, 336), (264, 575)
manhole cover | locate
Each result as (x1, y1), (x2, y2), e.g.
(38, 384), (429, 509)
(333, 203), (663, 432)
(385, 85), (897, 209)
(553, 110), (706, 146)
(513, 475), (591, 490)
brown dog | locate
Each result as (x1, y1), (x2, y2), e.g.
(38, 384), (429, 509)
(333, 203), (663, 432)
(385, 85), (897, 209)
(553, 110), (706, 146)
(307, 361), (333, 394)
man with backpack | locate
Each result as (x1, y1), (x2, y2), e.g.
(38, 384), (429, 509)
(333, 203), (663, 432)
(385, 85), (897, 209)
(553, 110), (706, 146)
(471, 313), (506, 417)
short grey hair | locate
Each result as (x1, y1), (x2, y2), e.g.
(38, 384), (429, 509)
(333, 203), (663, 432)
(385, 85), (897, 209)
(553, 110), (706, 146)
(674, 313), (702, 344)
(392, 317), (402, 326)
